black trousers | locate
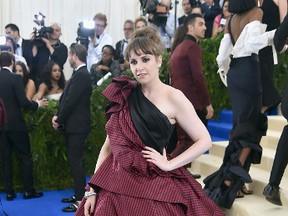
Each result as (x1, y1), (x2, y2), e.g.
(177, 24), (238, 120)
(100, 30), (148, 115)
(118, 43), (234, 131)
(269, 83), (288, 186)
(268, 13), (288, 187)
(269, 125), (288, 186)
(65, 133), (87, 201)
(0, 131), (34, 192)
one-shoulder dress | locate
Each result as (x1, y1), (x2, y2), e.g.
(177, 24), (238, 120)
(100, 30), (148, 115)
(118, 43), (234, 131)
(75, 76), (224, 216)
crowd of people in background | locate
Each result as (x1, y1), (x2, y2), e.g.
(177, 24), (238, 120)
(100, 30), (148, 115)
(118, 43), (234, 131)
(1, 0), (288, 214)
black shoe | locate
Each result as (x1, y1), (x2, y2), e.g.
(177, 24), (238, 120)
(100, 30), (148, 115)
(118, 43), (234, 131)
(61, 196), (76, 203)
(263, 183), (282, 206)
(191, 173), (201, 179)
(23, 190), (44, 199)
(6, 191), (16, 201)
(62, 203), (78, 213)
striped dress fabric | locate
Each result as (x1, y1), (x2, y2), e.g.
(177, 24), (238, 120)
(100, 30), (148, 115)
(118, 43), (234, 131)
(75, 76), (225, 216)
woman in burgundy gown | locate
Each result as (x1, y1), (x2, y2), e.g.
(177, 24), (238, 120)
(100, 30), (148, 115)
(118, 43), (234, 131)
(75, 27), (224, 216)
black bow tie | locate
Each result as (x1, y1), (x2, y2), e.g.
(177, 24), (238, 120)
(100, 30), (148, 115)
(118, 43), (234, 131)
(123, 39), (128, 43)
(96, 35), (100, 39)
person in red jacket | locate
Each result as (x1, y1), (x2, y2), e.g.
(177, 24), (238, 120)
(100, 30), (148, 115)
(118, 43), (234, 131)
(169, 13), (214, 177)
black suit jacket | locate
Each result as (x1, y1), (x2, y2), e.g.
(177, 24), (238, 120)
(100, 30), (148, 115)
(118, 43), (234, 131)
(178, 15), (187, 26)
(115, 39), (125, 61)
(21, 39), (33, 68)
(0, 68), (38, 131)
(57, 66), (92, 134)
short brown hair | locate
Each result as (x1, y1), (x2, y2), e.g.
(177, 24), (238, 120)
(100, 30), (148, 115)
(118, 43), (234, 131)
(125, 26), (163, 61)
(69, 43), (87, 63)
(0, 52), (14, 68)
(93, 13), (107, 25)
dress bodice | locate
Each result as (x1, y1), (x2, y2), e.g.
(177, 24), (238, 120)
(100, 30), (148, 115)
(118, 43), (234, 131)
(44, 93), (62, 101)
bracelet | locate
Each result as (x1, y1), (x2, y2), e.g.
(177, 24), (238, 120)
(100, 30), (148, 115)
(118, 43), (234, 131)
(84, 191), (97, 199)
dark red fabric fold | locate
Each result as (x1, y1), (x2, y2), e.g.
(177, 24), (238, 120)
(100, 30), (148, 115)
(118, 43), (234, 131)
(80, 76), (224, 215)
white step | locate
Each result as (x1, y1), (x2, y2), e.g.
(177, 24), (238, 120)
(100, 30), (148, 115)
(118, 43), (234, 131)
(192, 154), (288, 196)
(194, 115), (288, 215)
(267, 115), (286, 132)
(209, 141), (288, 178)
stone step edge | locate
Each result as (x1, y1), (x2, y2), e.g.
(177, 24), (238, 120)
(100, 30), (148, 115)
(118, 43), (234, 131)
(191, 154), (288, 196)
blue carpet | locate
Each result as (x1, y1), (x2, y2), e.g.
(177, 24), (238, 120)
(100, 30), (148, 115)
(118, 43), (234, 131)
(0, 189), (75, 216)
(0, 110), (242, 215)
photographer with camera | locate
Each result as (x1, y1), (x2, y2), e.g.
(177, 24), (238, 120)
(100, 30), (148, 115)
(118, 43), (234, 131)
(30, 22), (68, 88)
(115, 20), (134, 71)
(145, 0), (176, 51)
(87, 13), (113, 72)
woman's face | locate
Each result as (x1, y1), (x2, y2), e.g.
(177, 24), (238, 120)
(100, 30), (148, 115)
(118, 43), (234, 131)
(135, 21), (146, 29)
(51, 64), (62, 81)
(15, 64), (24, 77)
(129, 49), (162, 85)
(101, 47), (113, 63)
(223, 1), (231, 18)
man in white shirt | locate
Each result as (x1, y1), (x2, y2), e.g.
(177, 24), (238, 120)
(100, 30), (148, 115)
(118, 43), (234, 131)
(87, 13), (113, 72)
(5, 23), (32, 68)
(1, 36), (28, 69)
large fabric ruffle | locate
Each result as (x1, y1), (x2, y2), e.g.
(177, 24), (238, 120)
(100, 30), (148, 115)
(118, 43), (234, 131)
(76, 76), (225, 216)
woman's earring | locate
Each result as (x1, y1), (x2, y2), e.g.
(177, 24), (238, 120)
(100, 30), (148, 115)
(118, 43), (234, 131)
(157, 64), (161, 69)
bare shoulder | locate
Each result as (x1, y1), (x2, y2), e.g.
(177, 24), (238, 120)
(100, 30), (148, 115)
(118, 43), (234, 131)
(39, 82), (47, 89)
(165, 85), (192, 109)
(28, 79), (35, 86)
(250, 7), (263, 21)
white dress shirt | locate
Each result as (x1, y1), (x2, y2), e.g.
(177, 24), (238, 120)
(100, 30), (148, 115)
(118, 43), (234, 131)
(87, 32), (113, 72)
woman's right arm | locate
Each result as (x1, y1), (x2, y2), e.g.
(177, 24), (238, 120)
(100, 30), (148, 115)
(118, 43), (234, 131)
(93, 135), (112, 173)
(84, 135), (111, 216)
(32, 83), (47, 100)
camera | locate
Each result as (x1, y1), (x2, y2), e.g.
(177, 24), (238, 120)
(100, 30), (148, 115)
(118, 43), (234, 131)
(76, 20), (95, 49)
(32, 12), (54, 47)
(140, 0), (172, 27)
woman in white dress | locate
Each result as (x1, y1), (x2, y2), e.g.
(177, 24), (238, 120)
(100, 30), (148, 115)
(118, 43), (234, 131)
(203, 0), (276, 209)
(33, 62), (65, 101)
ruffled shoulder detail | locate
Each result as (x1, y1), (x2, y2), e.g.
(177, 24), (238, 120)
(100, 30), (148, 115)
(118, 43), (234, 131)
(102, 75), (137, 114)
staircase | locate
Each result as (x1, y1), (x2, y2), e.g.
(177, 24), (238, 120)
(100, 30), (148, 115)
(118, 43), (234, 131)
(190, 110), (288, 215)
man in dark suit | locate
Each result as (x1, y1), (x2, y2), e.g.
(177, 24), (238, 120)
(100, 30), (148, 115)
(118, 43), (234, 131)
(0, 52), (46, 201)
(178, 0), (192, 25)
(200, 0), (221, 38)
(30, 22), (68, 88)
(52, 43), (92, 213)
(169, 13), (214, 177)
(263, 14), (288, 206)
(115, 19), (134, 72)
(5, 23), (33, 68)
